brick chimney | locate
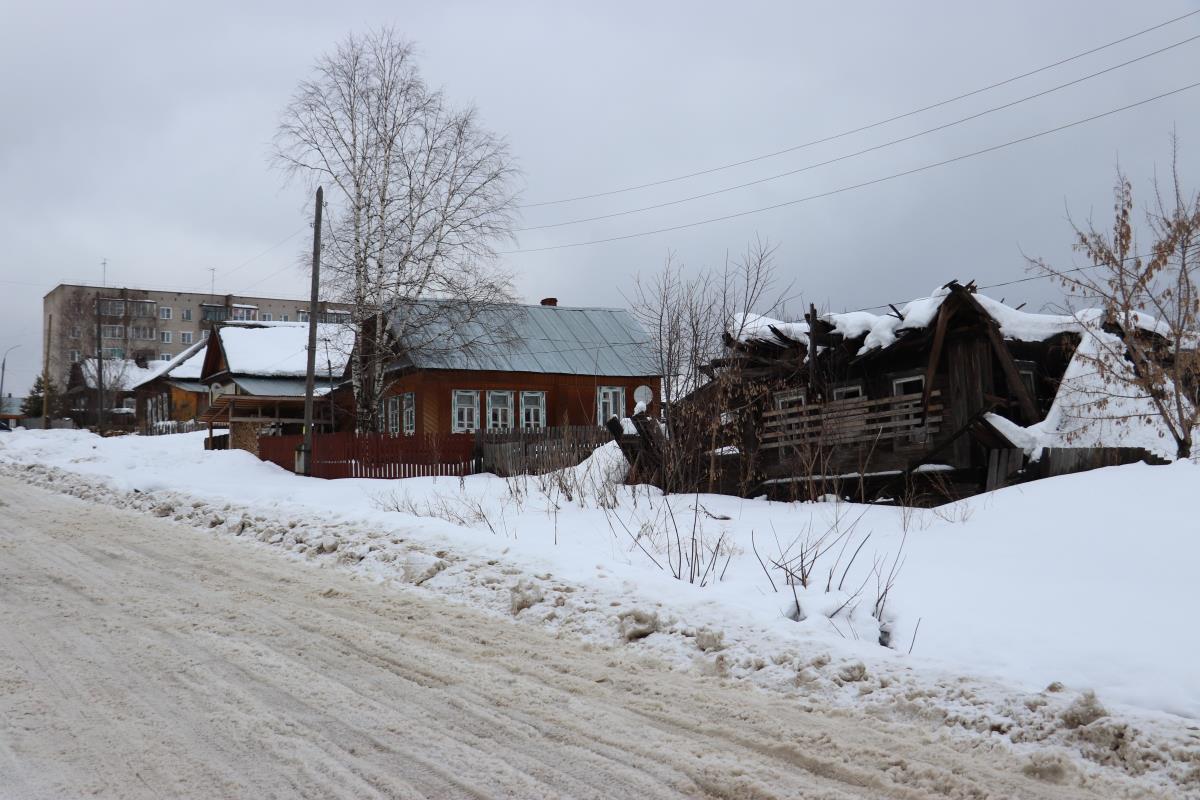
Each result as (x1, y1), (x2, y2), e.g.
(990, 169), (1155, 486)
(540, 297), (558, 307)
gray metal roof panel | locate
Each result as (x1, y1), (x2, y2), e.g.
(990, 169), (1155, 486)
(387, 302), (657, 377)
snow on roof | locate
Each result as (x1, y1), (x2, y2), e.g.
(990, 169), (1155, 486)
(821, 287), (1086, 356)
(217, 322), (354, 378)
(1001, 324), (1189, 461)
(79, 359), (158, 392)
(730, 312), (810, 345)
(131, 339), (209, 390)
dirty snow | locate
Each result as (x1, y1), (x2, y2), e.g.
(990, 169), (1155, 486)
(1, 429), (1198, 794)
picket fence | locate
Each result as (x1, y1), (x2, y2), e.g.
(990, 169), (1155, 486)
(257, 431), (480, 479)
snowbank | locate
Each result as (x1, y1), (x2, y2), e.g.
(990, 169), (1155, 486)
(1, 428), (1198, 791)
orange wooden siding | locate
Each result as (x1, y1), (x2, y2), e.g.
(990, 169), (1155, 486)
(381, 370), (660, 436)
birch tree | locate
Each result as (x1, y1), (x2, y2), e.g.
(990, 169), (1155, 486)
(273, 29), (519, 431)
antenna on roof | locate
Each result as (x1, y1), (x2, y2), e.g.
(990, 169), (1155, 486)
(101, 258), (107, 288)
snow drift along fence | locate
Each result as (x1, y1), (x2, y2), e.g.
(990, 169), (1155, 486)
(476, 425), (612, 477)
(257, 432), (480, 479)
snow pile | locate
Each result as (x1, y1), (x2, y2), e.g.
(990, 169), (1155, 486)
(823, 288), (1085, 356)
(1, 429), (1199, 792)
(217, 322), (355, 377)
(729, 312), (809, 345)
(824, 286), (951, 354)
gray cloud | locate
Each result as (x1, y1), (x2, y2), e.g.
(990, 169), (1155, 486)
(2, 0), (1197, 393)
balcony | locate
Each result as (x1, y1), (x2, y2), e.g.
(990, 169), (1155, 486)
(761, 390), (943, 450)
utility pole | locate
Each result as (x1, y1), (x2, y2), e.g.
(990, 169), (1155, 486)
(94, 300), (105, 434)
(0, 344), (19, 409)
(297, 186), (323, 476)
(42, 317), (52, 429)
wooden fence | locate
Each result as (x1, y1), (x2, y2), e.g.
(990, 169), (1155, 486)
(257, 431), (480, 479)
(762, 390), (943, 449)
(476, 425), (611, 477)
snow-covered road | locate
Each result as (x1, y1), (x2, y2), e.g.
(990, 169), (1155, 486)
(0, 476), (1162, 799)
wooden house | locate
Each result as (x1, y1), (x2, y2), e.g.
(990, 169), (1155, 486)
(374, 299), (660, 437)
(131, 340), (210, 432)
(197, 321), (354, 453)
(706, 280), (1161, 500)
(65, 357), (158, 430)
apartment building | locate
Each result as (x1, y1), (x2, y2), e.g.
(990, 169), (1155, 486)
(42, 284), (352, 390)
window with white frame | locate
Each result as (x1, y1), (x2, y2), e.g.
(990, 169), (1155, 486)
(100, 324), (124, 339)
(160, 330), (172, 344)
(773, 388), (807, 411)
(281, 314), (289, 322)
(385, 395), (401, 435)
(160, 352), (172, 361)
(159, 306), (172, 320)
(181, 308), (192, 322)
(520, 391), (546, 430)
(130, 326), (155, 340)
(261, 313), (272, 322)
(69, 350), (81, 363)
(69, 325), (81, 339)
(402, 392), (415, 435)
(486, 390), (514, 431)
(231, 306), (258, 321)
(129, 301), (155, 318)
(891, 374), (924, 397)
(200, 329), (209, 340)
(452, 390), (479, 433)
(98, 300), (125, 317)
(830, 382), (864, 401)
(180, 331), (193, 345)
(596, 386), (625, 424)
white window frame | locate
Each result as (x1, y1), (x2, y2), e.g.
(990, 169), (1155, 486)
(160, 331), (172, 344)
(774, 388), (807, 411)
(596, 386), (625, 424)
(452, 390), (479, 433)
(201, 329), (209, 340)
(98, 300), (125, 317)
(831, 382), (864, 401)
(520, 391), (546, 430)
(181, 308), (192, 322)
(402, 392), (415, 435)
(891, 374), (924, 397)
(385, 396), (401, 435)
(69, 350), (81, 363)
(160, 352), (172, 361)
(261, 313), (272, 322)
(281, 314), (289, 322)
(180, 331), (193, 345)
(100, 324), (124, 339)
(231, 306), (258, 321)
(159, 306), (172, 320)
(486, 390), (514, 432)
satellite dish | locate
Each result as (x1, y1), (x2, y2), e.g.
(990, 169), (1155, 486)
(633, 385), (653, 405)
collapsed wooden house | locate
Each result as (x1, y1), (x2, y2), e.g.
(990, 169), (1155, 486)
(701, 280), (1168, 501)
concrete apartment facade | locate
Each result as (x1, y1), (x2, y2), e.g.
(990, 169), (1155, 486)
(42, 284), (352, 391)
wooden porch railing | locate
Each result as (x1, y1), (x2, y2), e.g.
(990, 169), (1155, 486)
(761, 390), (943, 449)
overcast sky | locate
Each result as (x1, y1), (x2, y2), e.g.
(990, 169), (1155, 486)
(2, 0), (1198, 394)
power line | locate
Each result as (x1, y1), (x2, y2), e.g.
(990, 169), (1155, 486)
(504, 80), (1200, 254)
(518, 32), (1200, 232)
(845, 253), (1152, 314)
(519, 8), (1200, 208)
